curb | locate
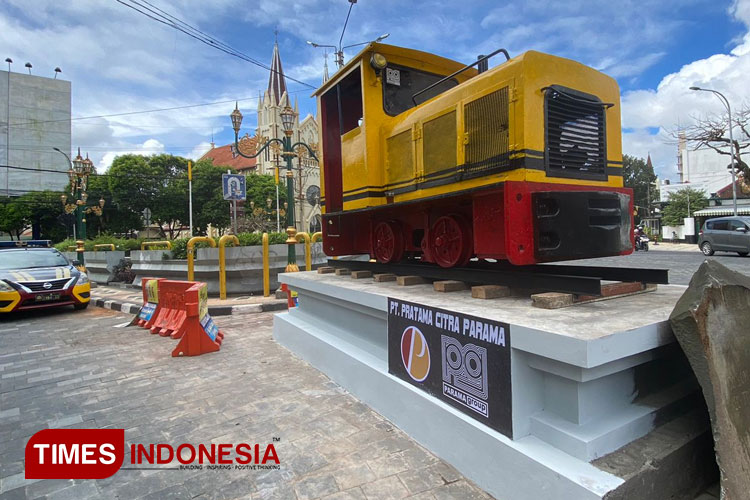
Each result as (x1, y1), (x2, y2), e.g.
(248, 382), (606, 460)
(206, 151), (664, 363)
(91, 297), (288, 316)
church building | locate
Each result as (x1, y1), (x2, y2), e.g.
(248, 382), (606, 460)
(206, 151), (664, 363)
(201, 40), (322, 233)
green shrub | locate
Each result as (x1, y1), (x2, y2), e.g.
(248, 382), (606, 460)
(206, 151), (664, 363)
(54, 235), (146, 253)
(54, 232), (290, 259)
(169, 232), (288, 259)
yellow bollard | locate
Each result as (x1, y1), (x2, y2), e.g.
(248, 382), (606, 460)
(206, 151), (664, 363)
(262, 233), (270, 297)
(295, 232), (312, 271)
(141, 240), (172, 250)
(311, 231), (336, 260)
(218, 235), (239, 300)
(187, 236), (216, 281)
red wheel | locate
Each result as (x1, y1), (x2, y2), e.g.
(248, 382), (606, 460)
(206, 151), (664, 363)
(373, 221), (404, 263)
(429, 215), (472, 268)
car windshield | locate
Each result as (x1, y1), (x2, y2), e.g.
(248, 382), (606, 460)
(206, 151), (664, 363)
(0, 250), (69, 270)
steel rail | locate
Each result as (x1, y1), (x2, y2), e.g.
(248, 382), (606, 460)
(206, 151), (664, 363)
(326, 260), (599, 295)
(325, 259), (668, 296)
(467, 261), (670, 285)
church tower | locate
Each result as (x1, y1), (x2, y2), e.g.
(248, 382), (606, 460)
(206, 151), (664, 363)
(255, 39), (322, 233)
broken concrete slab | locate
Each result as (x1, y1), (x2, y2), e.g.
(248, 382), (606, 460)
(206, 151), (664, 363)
(669, 260), (750, 500)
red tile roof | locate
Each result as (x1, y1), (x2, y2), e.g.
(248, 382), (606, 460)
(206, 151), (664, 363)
(199, 140), (257, 171)
(716, 175), (750, 199)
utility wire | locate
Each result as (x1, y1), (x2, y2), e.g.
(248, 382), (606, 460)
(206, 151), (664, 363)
(115, 0), (316, 90)
(0, 164), (261, 181)
(7, 91), (305, 128)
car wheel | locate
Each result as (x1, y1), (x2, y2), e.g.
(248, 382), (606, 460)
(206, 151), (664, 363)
(701, 241), (714, 256)
(74, 302), (89, 310)
(738, 252), (749, 257)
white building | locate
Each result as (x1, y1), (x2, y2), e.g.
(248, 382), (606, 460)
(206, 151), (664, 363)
(255, 42), (321, 233)
(665, 133), (735, 199)
(0, 68), (71, 196)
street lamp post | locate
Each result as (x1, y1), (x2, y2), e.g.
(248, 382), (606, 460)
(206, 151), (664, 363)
(53, 147), (104, 265)
(307, 33), (389, 69)
(689, 86), (739, 216)
(230, 103), (318, 272)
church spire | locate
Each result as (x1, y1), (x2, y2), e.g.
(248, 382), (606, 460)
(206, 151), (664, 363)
(268, 36), (287, 106)
(323, 52), (330, 84)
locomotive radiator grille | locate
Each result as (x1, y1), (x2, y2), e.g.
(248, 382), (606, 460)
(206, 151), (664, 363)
(386, 130), (414, 186)
(423, 111), (457, 177)
(464, 87), (510, 176)
(545, 86), (607, 179)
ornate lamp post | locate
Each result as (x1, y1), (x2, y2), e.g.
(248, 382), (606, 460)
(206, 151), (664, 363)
(230, 103), (318, 272)
(54, 147), (104, 265)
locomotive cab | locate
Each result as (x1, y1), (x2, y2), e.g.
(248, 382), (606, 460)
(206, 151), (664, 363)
(315, 43), (633, 267)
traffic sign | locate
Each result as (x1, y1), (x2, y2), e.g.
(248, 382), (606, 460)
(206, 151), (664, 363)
(222, 174), (246, 201)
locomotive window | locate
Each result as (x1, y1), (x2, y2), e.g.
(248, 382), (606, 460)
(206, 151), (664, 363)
(337, 67), (363, 135)
(382, 63), (457, 116)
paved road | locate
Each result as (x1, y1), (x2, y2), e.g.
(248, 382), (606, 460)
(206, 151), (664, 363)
(565, 250), (750, 285)
(0, 307), (491, 500)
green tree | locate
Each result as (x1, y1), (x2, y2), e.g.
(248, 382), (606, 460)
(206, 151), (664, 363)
(0, 198), (29, 240)
(148, 154), (189, 239)
(661, 187), (709, 226)
(191, 160), (230, 234)
(107, 155), (161, 235)
(0, 192), (69, 241)
(622, 154), (657, 222)
(20, 191), (69, 241)
(245, 172), (287, 209)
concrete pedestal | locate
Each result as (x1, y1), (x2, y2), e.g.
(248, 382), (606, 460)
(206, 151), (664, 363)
(273, 271), (709, 499)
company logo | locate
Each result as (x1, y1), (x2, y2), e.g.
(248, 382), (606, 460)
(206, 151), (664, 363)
(43, 282), (53, 289)
(25, 429), (125, 479)
(401, 326), (430, 382)
(25, 429), (281, 479)
(441, 336), (489, 417)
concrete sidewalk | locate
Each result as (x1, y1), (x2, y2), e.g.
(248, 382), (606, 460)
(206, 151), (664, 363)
(91, 284), (288, 316)
(647, 241), (700, 253)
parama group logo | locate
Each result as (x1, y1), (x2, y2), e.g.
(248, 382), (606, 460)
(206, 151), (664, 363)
(24, 428), (280, 480)
(400, 326), (430, 382)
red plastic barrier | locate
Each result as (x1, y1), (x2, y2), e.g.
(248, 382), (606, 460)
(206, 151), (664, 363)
(154, 281), (188, 337)
(280, 283), (298, 308)
(171, 282), (224, 357)
(135, 278), (224, 357)
(136, 278), (163, 329)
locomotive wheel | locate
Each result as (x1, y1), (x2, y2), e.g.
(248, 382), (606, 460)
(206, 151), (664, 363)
(373, 221), (404, 263)
(430, 215), (473, 268)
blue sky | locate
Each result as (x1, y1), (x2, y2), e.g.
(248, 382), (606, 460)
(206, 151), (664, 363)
(2, 0), (749, 181)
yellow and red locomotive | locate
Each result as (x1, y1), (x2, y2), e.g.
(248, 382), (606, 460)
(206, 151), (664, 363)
(314, 43), (632, 267)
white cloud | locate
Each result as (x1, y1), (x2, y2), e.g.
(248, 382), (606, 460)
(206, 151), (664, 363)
(620, 0), (750, 180)
(98, 139), (166, 171)
(189, 141), (213, 160)
(3, 0), (749, 187)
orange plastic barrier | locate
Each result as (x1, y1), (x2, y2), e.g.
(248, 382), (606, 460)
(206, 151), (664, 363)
(171, 281), (224, 357)
(134, 278), (224, 357)
(137, 278), (164, 329)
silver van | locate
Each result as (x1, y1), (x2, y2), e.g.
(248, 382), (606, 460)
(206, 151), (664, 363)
(698, 216), (750, 256)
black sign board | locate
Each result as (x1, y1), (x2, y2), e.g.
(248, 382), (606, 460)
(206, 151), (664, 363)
(387, 298), (512, 438)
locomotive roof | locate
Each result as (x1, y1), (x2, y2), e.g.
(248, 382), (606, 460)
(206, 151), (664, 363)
(312, 42), (478, 97)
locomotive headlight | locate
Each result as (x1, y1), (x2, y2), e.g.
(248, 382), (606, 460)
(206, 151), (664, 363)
(370, 52), (387, 71)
